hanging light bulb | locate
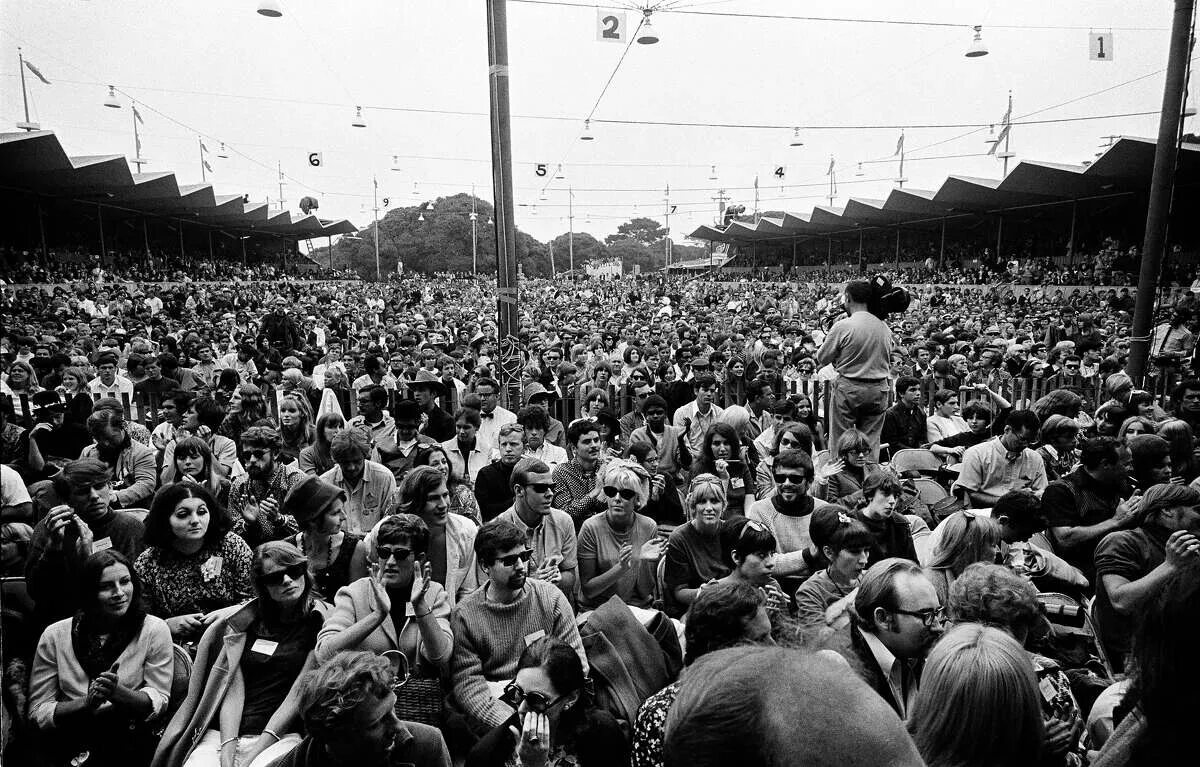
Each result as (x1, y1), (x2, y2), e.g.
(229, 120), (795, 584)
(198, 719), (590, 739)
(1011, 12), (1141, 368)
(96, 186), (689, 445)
(789, 128), (804, 147)
(708, 165), (718, 181)
(580, 119), (595, 141)
(391, 155), (402, 171)
(411, 181), (420, 197)
(965, 25), (989, 58)
(217, 141), (229, 159)
(984, 124), (996, 143)
(555, 164), (566, 180)
(855, 163), (865, 177)
(256, 0), (283, 18)
(103, 85), (121, 109)
(351, 106), (367, 128)
(637, 11), (659, 45)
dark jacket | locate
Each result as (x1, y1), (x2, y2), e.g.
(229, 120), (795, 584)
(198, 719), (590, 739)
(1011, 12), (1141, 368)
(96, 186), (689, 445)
(420, 405), (456, 443)
(842, 623), (903, 716)
(473, 461), (517, 523)
(267, 724), (450, 767)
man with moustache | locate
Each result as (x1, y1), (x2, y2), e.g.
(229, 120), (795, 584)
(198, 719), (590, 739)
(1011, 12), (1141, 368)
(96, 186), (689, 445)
(746, 450), (830, 594)
(449, 519), (587, 733)
(228, 426), (306, 547)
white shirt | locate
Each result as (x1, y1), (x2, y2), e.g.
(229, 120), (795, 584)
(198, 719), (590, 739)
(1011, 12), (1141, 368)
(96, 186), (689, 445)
(1, 464), (32, 507)
(526, 442), (569, 472)
(89, 375), (134, 401)
(476, 405), (517, 453)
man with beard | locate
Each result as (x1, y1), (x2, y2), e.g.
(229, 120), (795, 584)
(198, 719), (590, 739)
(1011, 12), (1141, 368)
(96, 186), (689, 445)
(833, 558), (944, 720)
(746, 450), (830, 595)
(79, 407), (157, 509)
(268, 651), (450, 767)
(25, 458), (145, 628)
(321, 429), (397, 536)
(1042, 437), (1142, 581)
(228, 425), (306, 547)
(1094, 483), (1200, 672)
(449, 519), (586, 733)
(495, 458), (578, 599)
(551, 420), (607, 529)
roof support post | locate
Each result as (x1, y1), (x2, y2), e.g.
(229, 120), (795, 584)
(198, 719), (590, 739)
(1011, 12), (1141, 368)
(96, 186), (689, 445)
(827, 235), (832, 278)
(995, 215), (1003, 264)
(939, 217), (946, 271)
(895, 227), (901, 268)
(97, 202), (106, 263)
(37, 198), (48, 265)
(1067, 200), (1077, 265)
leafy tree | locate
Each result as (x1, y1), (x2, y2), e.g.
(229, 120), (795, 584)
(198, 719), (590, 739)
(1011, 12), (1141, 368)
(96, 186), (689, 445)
(604, 217), (667, 246)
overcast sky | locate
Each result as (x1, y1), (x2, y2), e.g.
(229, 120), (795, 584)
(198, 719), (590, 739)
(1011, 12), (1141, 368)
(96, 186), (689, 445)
(2, 0), (1191, 249)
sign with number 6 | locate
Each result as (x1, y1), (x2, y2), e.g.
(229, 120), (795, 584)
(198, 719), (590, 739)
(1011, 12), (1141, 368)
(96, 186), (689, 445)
(596, 9), (626, 43)
(308, 152), (323, 167)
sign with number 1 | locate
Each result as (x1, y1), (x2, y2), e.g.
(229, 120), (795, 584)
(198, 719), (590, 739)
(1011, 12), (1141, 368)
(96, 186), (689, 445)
(1089, 32), (1113, 61)
(597, 10), (626, 43)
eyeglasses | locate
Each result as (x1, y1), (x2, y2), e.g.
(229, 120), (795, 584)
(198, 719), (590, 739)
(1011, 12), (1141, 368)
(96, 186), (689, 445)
(494, 549), (534, 568)
(773, 472), (808, 485)
(522, 483), (554, 494)
(892, 607), (945, 627)
(603, 486), (638, 501)
(376, 546), (414, 563)
(257, 562), (308, 587)
(501, 682), (570, 714)
(244, 449), (272, 460)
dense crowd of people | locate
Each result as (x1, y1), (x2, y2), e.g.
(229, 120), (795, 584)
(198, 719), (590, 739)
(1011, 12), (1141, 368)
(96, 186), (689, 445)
(3, 255), (1200, 767)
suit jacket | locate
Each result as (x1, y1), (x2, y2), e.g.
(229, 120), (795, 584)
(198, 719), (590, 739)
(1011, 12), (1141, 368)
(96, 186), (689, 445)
(843, 622), (903, 717)
(421, 406), (457, 443)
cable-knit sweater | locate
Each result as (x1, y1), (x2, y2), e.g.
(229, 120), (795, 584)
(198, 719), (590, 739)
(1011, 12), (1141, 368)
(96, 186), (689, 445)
(450, 578), (587, 730)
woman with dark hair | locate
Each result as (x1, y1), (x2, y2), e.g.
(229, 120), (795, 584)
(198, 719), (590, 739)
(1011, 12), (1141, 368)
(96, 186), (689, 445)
(467, 636), (627, 767)
(213, 368), (241, 406)
(152, 541), (328, 767)
(1093, 573), (1200, 766)
(298, 411), (344, 477)
(1129, 434), (1173, 491)
(695, 422), (757, 515)
(397, 465), (480, 607)
(791, 393), (826, 451)
(134, 484), (254, 641)
(220, 384), (271, 457)
(414, 443), (482, 524)
(794, 506), (873, 629)
(162, 435), (232, 506)
(723, 355), (749, 407)
(714, 516), (788, 616)
(28, 550), (173, 767)
(282, 475), (367, 600)
(813, 428), (881, 506)
(1155, 418), (1198, 483)
(616, 346), (645, 387)
(314, 513), (453, 722)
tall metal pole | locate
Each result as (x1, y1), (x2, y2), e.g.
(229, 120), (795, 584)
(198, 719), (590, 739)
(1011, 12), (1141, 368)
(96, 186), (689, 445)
(486, 0), (520, 404)
(664, 184), (672, 269)
(97, 203), (107, 262)
(199, 138), (207, 183)
(1067, 200), (1078, 265)
(470, 184), (479, 275)
(372, 175), (381, 281)
(1129, 0), (1196, 380)
(278, 162), (286, 210)
(17, 48), (34, 130)
(568, 187), (575, 274)
(939, 217), (946, 270)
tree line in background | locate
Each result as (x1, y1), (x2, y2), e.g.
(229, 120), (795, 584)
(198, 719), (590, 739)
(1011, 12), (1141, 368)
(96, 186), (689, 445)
(309, 193), (706, 278)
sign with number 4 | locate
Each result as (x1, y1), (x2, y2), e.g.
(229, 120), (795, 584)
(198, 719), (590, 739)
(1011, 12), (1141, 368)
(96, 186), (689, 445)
(774, 166), (786, 179)
(597, 10), (627, 43)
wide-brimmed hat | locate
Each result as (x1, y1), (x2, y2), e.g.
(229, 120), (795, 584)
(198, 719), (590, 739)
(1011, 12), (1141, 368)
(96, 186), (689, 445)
(409, 369), (447, 397)
(281, 475), (347, 526)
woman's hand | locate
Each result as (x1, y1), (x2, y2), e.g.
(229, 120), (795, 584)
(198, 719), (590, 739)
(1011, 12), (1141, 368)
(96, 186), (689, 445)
(517, 711), (551, 767)
(410, 560), (433, 610)
(714, 458), (730, 478)
(91, 663), (127, 707)
(219, 738), (239, 767)
(1043, 712), (1077, 756)
(636, 538), (665, 563)
(816, 458), (845, 482)
(369, 565), (392, 619)
(166, 613), (205, 638)
(617, 543), (634, 570)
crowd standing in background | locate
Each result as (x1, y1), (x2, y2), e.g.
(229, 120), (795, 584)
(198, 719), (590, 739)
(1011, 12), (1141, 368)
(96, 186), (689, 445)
(3, 255), (1200, 767)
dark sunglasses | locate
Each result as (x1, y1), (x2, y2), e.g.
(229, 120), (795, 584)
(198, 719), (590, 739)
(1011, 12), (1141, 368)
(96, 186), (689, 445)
(243, 449), (272, 460)
(602, 486), (638, 500)
(376, 546), (414, 562)
(522, 483), (554, 494)
(257, 562), (307, 587)
(773, 472), (809, 485)
(494, 549), (534, 568)
(501, 682), (569, 714)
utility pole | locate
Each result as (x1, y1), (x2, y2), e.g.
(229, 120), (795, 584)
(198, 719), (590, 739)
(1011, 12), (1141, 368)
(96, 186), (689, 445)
(470, 184), (479, 275)
(131, 105), (146, 173)
(663, 183), (673, 270)
(712, 189), (730, 226)
(568, 187), (575, 274)
(278, 162), (286, 209)
(998, 91), (1015, 176)
(828, 159), (837, 206)
(486, 0), (520, 405)
(1128, 0), (1196, 380)
(372, 175), (381, 281)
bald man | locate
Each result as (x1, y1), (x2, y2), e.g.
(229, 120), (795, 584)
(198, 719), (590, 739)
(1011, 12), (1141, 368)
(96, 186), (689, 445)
(664, 645), (925, 767)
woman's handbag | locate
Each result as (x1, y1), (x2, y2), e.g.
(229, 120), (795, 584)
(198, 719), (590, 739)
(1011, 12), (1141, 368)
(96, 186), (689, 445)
(382, 632), (444, 726)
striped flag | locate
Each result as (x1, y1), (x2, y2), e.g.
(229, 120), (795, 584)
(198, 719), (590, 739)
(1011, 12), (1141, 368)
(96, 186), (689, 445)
(893, 132), (905, 157)
(23, 59), (50, 85)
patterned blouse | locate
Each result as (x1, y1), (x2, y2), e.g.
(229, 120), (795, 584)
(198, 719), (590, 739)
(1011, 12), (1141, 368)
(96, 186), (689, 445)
(450, 483), (481, 525)
(631, 680), (680, 767)
(134, 532), (254, 618)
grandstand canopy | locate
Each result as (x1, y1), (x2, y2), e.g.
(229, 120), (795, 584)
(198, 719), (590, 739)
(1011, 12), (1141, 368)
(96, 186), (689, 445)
(688, 137), (1200, 245)
(0, 131), (357, 239)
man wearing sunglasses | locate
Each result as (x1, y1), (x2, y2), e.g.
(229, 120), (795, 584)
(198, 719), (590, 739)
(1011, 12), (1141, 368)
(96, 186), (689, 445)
(449, 519), (586, 733)
(228, 426), (307, 547)
(747, 450), (829, 596)
(837, 558), (943, 720)
(495, 458), (578, 599)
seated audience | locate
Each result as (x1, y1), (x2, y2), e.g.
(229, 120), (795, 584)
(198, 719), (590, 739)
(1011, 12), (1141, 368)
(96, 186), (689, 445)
(662, 474), (731, 618)
(281, 475), (366, 600)
(794, 506), (872, 630)
(319, 429), (397, 536)
(397, 466), (480, 608)
(577, 460), (663, 610)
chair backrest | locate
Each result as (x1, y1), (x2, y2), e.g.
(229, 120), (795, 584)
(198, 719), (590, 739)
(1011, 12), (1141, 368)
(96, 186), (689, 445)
(911, 477), (949, 506)
(889, 449), (944, 475)
(0, 577), (35, 616)
(164, 643), (194, 723)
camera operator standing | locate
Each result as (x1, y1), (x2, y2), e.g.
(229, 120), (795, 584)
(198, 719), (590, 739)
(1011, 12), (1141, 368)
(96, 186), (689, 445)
(816, 280), (895, 460)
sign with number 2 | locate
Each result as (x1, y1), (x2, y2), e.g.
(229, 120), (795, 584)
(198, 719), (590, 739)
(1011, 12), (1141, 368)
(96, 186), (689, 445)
(597, 10), (626, 43)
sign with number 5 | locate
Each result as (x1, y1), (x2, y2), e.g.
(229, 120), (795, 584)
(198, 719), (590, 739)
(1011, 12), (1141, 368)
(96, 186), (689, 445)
(596, 9), (626, 43)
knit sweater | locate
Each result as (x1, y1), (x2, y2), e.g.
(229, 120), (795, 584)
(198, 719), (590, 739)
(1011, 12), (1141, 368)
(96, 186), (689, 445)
(449, 578), (587, 730)
(746, 494), (830, 577)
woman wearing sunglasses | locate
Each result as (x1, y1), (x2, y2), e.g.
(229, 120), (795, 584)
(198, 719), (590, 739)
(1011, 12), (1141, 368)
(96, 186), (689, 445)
(135, 483), (254, 642)
(813, 428), (882, 507)
(315, 513), (453, 725)
(153, 541), (328, 767)
(466, 637), (627, 767)
(577, 460), (664, 610)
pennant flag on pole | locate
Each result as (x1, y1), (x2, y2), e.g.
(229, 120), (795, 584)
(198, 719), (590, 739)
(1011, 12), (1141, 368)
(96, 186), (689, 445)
(23, 59), (50, 85)
(203, 159), (213, 173)
(988, 123), (1011, 155)
(200, 140), (209, 154)
(826, 157), (835, 175)
(893, 132), (905, 157)
(132, 105), (144, 125)
(754, 175), (759, 190)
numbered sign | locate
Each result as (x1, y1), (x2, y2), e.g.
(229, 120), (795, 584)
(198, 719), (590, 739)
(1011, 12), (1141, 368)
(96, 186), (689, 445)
(596, 10), (627, 43)
(308, 152), (323, 167)
(773, 166), (786, 179)
(1089, 32), (1113, 61)
(535, 163), (548, 177)
(381, 197), (389, 207)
